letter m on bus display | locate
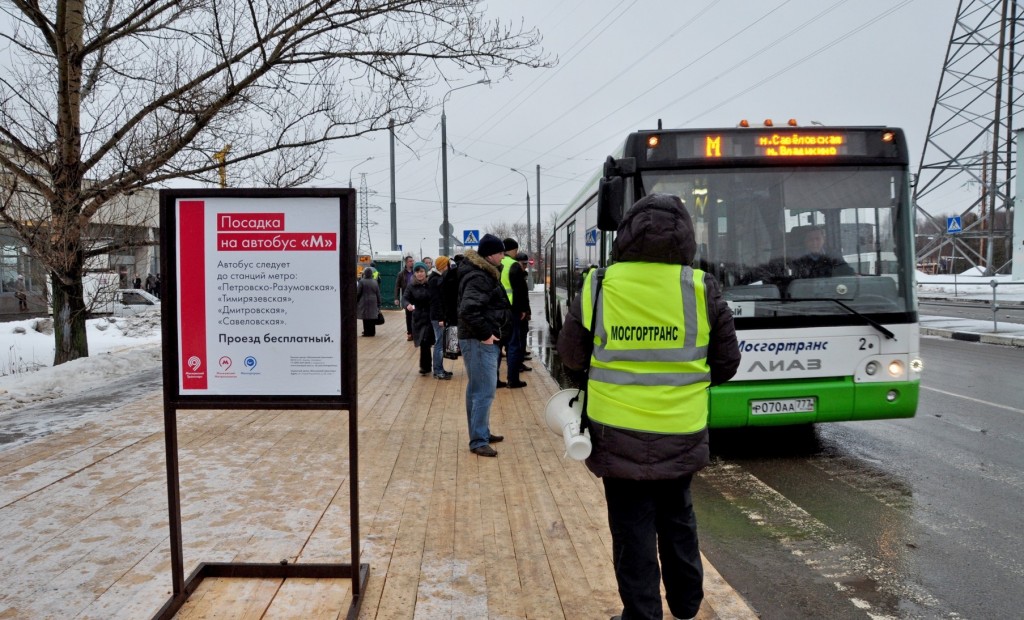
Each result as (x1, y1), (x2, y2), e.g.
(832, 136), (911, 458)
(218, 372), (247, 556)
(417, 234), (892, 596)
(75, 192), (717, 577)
(705, 136), (722, 157)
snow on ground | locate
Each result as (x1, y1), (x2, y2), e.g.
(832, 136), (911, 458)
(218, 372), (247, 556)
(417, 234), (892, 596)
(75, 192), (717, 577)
(916, 271), (1024, 303)
(0, 311), (161, 416)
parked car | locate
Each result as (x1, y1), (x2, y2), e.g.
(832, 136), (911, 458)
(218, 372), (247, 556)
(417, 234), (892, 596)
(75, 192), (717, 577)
(105, 289), (161, 317)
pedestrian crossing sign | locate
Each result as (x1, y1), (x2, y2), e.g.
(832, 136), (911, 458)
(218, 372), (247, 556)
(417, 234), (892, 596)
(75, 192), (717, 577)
(463, 229), (480, 246)
(585, 227), (598, 246)
(947, 216), (962, 234)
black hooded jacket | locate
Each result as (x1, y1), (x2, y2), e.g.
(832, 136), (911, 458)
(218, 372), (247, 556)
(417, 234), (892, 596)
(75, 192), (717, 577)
(457, 250), (512, 342)
(556, 193), (741, 480)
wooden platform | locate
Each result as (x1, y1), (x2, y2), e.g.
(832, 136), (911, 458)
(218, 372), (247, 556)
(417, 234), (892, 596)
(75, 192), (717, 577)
(0, 311), (755, 619)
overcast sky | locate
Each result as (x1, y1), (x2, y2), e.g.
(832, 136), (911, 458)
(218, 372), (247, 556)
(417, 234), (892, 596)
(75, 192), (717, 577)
(314, 0), (957, 259)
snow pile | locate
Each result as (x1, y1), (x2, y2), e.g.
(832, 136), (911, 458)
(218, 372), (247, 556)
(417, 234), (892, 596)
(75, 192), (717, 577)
(0, 311), (162, 415)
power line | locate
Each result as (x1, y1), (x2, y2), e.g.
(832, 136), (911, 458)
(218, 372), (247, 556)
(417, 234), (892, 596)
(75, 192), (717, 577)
(461, 0), (639, 141)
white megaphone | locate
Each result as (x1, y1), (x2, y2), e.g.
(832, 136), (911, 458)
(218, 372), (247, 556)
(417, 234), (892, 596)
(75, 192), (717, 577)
(544, 389), (592, 460)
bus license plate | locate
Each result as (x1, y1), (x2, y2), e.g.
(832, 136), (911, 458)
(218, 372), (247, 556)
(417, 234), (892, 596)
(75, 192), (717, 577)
(750, 398), (816, 415)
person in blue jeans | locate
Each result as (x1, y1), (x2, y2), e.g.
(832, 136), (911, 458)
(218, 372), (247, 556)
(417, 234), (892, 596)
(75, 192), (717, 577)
(456, 234), (512, 457)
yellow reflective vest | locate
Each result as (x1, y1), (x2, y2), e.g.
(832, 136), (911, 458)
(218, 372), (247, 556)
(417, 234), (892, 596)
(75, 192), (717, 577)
(581, 262), (712, 434)
(500, 255), (516, 302)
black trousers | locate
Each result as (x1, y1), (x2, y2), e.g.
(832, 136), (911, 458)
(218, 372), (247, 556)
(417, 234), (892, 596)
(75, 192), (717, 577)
(361, 319), (376, 336)
(603, 475), (703, 620)
(418, 339), (431, 372)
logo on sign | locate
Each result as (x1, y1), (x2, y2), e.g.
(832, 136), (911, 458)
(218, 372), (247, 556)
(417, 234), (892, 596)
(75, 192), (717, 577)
(184, 354), (206, 382)
(242, 355), (260, 375)
(216, 355), (237, 378)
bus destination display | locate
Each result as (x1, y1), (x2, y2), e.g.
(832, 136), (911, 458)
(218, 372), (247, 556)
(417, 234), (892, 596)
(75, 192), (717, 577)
(642, 129), (902, 162)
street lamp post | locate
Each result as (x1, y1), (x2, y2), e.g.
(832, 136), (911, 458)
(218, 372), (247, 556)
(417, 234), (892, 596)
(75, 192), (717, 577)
(348, 156), (373, 188)
(441, 78), (490, 256)
(510, 168), (531, 255)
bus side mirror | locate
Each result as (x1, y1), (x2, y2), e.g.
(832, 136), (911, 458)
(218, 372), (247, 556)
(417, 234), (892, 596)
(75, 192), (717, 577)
(598, 176), (623, 231)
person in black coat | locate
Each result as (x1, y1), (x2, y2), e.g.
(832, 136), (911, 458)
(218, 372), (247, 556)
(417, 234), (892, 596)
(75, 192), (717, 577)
(789, 226), (854, 279)
(356, 267), (381, 336)
(427, 256), (452, 379)
(441, 254), (462, 326)
(457, 237), (512, 457)
(400, 262), (435, 375)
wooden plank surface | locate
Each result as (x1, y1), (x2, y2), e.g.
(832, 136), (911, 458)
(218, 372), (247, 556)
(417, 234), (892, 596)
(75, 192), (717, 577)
(0, 309), (756, 619)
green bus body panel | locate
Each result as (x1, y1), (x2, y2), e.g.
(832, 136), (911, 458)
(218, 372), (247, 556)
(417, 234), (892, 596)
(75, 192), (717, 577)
(708, 378), (919, 428)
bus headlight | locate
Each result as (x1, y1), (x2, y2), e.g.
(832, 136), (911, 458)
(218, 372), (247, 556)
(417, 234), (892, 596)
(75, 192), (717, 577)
(910, 358), (923, 372)
(865, 361), (880, 376)
(887, 360), (904, 378)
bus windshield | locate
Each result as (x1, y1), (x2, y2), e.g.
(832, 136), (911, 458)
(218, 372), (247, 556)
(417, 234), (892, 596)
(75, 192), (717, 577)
(641, 166), (912, 317)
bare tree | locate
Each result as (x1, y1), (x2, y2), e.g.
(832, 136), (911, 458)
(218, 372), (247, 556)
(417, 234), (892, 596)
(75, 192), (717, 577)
(486, 221), (531, 246)
(0, 0), (551, 364)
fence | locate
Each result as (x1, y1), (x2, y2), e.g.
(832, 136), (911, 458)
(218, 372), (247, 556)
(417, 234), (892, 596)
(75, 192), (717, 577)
(917, 279), (1024, 332)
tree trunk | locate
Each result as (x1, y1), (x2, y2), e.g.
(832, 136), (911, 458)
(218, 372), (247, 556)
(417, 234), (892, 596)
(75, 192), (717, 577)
(50, 0), (88, 366)
(50, 265), (90, 365)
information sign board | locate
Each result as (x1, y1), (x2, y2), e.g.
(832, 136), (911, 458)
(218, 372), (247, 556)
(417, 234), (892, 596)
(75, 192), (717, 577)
(161, 188), (354, 405)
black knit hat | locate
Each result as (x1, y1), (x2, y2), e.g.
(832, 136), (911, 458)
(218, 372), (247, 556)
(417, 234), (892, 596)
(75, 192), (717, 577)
(478, 234), (505, 257)
(502, 237), (519, 251)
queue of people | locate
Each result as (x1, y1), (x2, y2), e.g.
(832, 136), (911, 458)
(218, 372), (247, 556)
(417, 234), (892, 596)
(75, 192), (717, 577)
(384, 235), (526, 458)
(365, 196), (739, 619)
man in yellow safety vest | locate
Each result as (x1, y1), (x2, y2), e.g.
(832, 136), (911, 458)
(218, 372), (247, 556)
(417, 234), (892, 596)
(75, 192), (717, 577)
(557, 193), (740, 620)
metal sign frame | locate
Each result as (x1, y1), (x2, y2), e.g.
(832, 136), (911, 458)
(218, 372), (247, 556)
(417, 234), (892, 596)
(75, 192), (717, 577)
(153, 188), (366, 620)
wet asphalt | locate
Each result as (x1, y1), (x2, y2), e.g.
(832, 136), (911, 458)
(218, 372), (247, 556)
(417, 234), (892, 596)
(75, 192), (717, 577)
(529, 292), (1023, 620)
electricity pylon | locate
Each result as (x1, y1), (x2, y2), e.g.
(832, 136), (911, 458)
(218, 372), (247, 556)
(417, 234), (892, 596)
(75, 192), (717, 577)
(914, 0), (1022, 274)
(356, 173), (381, 258)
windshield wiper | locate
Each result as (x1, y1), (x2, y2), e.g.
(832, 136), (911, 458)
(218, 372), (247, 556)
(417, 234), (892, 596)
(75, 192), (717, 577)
(779, 297), (897, 340)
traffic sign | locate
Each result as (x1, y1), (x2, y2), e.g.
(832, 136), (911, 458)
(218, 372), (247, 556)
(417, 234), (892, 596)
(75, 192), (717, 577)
(947, 216), (962, 234)
(463, 230), (480, 246)
(585, 227), (598, 246)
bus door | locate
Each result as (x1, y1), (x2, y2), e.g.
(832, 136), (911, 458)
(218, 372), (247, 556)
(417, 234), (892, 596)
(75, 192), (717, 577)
(566, 221), (576, 302)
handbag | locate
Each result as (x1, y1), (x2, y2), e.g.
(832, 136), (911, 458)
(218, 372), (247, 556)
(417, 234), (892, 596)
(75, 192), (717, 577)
(443, 325), (461, 359)
(375, 311), (385, 325)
